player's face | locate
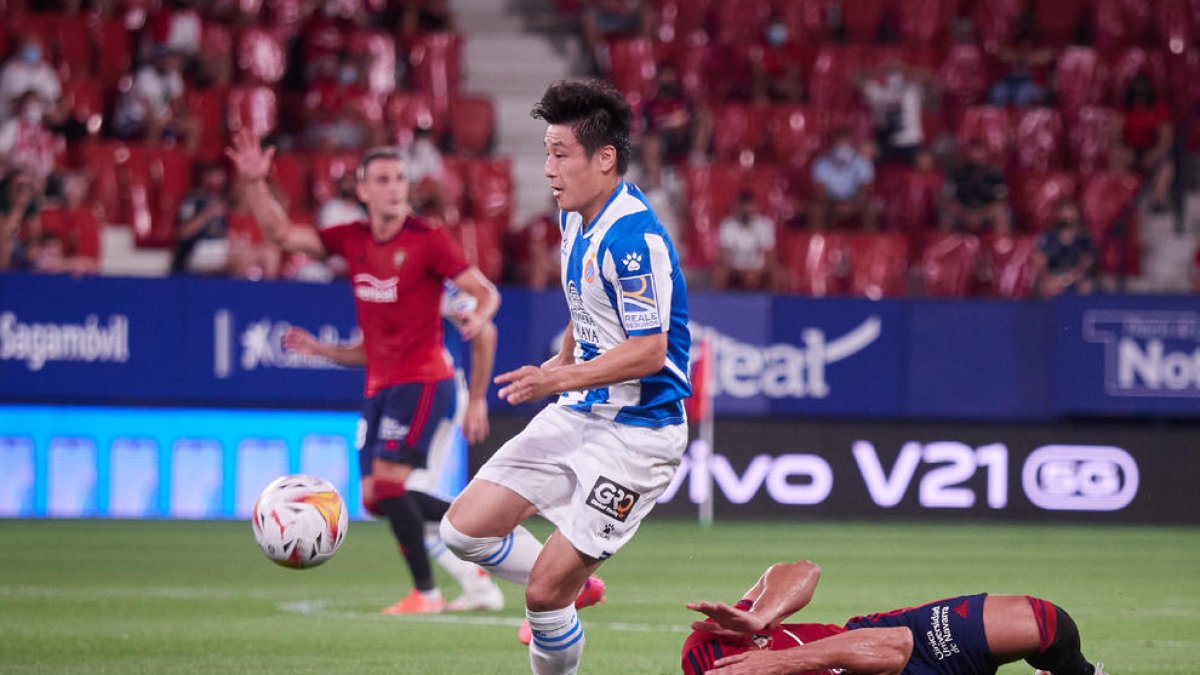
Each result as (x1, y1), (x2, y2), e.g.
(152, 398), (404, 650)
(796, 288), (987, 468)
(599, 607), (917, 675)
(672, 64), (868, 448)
(543, 124), (614, 216)
(357, 158), (410, 222)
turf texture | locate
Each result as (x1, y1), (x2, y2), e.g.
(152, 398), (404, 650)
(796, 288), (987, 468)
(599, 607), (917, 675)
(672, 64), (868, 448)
(0, 518), (1196, 674)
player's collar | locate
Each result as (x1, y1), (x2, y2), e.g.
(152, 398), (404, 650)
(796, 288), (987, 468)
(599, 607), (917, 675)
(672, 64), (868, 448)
(581, 182), (627, 239)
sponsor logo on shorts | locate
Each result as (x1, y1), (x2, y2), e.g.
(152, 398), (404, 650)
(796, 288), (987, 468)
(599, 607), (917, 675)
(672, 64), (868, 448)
(618, 274), (660, 331)
(927, 605), (961, 661)
(597, 522), (615, 540)
(586, 476), (640, 522)
(379, 417), (409, 441)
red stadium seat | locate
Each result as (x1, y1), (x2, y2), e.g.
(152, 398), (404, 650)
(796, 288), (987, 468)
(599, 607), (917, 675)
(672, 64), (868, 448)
(1012, 171), (1080, 232)
(62, 79), (105, 138)
(461, 158), (514, 223)
(1169, 49), (1200, 115)
(713, 0), (772, 45)
(96, 18), (133, 89)
(876, 167), (943, 234)
(773, 0), (829, 44)
(682, 164), (741, 267)
(894, 0), (958, 45)
(1094, 0), (1153, 55)
(349, 30), (397, 95)
(847, 232), (909, 298)
(782, 230), (848, 296)
(227, 85), (279, 138)
(1034, 0), (1087, 47)
(408, 32), (463, 119)
(449, 218), (505, 281)
(973, 0), (1022, 54)
(185, 87), (228, 163)
(1108, 48), (1169, 106)
(310, 152), (360, 205)
(939, 44), (990, 128)
(711, 103), (770, 164)
(1068, 106), (1120, 174)
(842, 0), (887, 43)
(766, 105), (824, 169)
(270, 152), (313, 217)
(449, 96), (496, 156)
(740, 165), (793, 222)
(149, 148), (194, 248)
(1012, 108), (1064, 172)
(200, 21), (235, 86)
(236, 27), (287, 84)
(1054, 47), (1106, 122)
(809, 46), (865, 111)
(1081, 170), (1143, 274)
(981, 233), (1037, 298)
(958, 106), (1012, 166)
(921, 233), (981, 297)
(655, 0), (713, 43)
(79, 140), (122, 222)
(386, 92), (442, 147)
(607, 38), (658, 110)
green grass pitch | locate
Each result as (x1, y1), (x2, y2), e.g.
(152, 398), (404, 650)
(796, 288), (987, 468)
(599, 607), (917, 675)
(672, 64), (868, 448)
(1, 518), (1197, 674)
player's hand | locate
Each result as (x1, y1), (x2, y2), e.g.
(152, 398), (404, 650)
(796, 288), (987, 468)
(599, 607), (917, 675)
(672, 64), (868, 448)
(225, 127), (275, 182)
(495, 365), (559, 405)
(455, 311), (485, 341)
(706, 650), (796, 675)
(282, 327), (324, 357)
(462, 398), (490, 444)
(687, 601), (770, 637)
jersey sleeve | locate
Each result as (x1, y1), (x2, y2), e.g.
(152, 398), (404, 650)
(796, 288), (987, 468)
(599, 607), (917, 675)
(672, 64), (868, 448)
(317, 222), (354, 258)
(602, 228), (675, 337)
(428, 226), (471, 280)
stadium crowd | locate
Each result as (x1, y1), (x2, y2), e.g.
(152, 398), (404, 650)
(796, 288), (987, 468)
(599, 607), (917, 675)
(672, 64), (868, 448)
(1, 0), (1199, 297)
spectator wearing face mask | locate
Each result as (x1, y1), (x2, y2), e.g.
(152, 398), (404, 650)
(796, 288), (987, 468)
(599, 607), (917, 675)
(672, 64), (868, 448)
(858, 58), (926, 165)
(714, 191), (777, 291)
(1034, 199), (1096, 297)
(751, 15), (805, 103)
(114, 46), (200, 152)
(944, 141), (1011, 234)
(810, 128), (878, 230)
(0, 36), (62, 122)
(0, 92), (59, 186)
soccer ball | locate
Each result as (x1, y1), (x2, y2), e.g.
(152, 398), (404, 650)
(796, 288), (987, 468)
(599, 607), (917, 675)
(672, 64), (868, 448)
(252, 474), (348, 569)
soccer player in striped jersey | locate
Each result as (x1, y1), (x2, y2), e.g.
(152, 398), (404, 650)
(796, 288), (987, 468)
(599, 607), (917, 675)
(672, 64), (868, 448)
(684, 560), (1107, 675)
(439, 79), (691, 675)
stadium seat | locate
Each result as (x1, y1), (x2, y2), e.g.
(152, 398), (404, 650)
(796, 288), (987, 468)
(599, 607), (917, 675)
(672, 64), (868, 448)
(386, 92), (442, 147)
(1108, 47), (1169, 105)
(270, 152), (313, 217)
(713, 0), (772, 45)
(1068, 106), (1120, 174)
(448, 96), (496, 156)
(842, 0), (888, 43)
(809, 46), (865, 111)
(655, 0), (713, 43)
(773, 0), (829, 44)
(1034, 0), (1087, 47)
(227, 85), (279, 139)
(236, 27), (287, 84)
(606, 38), (658, 110)
(349, 30), (397, 94)
(740, 165), (792, 222)
(96, 18), (133, 89)
(957, 106), (1012, 165)
(1081, 171), (1143, 274)
(1168, 48), (1200, 115)
(79, 140), (122, 223)
(461, 158), (514, 223)
(1012, 108), (1064, 172)
(408, 32), (463, 119)
(146, 147), (194, 248)
(47, 13), (93, 81)
(682, 164), (741, 268)
(972, 0), (1023, 53)
(450, 218), (505, 281)
(938, 44), (990, 128)
(781, 230), (848, 296)
(875, 167), (942, 235)
(62, 79), (105, 138)
(766, 105), (824, 169)
(1054, 47), (1106, 122)
(920, 233), (982, 297)
(847, 232), (909, 299)
(185, 87), (228, 163)
(981, 233), (1037, 298)
(894, 0), (958, 44)
(200, 21), (234, 86)
(1012, 171), (1080, 232)
(1094, 0), (1153, 55)
(310, 152), (360, 205)
(711, 103), (770, 165)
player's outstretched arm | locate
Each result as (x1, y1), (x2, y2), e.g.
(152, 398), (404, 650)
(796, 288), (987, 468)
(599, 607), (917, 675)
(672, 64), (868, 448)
(283, 328), (365, 367)
(496, 332), (665, 405)
(688, 560), (821, 636)
(225, 128), (325, 257)
(706, 627), (912, 675)
(543, 322), (576, 370)
(451, 267), (500, 340)
(462, 320), (496, 444)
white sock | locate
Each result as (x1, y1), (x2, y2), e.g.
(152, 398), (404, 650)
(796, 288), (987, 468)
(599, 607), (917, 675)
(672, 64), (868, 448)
(527, 605), (585, 675)
(425, 528), (488, 591)
(440, 518), (543, 586)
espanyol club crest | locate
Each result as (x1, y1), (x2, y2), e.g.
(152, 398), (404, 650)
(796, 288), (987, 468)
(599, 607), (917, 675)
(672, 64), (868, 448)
(583, 254), (596, 283)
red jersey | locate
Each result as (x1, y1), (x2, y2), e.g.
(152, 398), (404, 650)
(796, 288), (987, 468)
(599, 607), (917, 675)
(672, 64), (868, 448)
(319, 216), (469, 396)
(682, 601), (847, 675)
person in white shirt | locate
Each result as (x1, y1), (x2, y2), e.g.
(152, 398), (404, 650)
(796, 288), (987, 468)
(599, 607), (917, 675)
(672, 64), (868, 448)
(0, 37), (62, 122)
(714, 191), (776, 291)
(858, 59), (925, 165)
(0, 92), (58, 183)
(114, 47), (199, 151)
(316, 172), (367, 229)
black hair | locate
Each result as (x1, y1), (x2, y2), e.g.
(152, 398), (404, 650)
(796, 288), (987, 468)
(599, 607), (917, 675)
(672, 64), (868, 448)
(1124, 73), (1158, 108)
(357, 146), (405, 181)
(531, 79), (633, 175)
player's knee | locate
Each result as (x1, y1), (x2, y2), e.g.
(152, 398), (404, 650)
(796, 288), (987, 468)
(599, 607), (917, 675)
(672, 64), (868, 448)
(438, 514), (496, 562)
(525, 574), (576, 612)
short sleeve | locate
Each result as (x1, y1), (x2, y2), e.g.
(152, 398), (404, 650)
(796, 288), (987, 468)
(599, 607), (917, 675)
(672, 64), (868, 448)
(427, 225), (471, 280)
(603, 229), (674, 336)
(318, 222), (354, 257)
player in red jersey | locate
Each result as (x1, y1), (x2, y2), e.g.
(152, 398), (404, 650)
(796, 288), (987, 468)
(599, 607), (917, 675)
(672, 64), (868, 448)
(226, 128), (501, 614)
(683, 560), (1108, 675)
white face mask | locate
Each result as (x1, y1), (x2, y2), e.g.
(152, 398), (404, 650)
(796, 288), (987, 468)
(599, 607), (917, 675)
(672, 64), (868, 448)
(21, 103), (44, 124)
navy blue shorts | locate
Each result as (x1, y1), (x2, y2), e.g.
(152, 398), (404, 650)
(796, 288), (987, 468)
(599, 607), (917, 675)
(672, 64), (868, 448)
(358, 379), (454, 476)
(845, 594), (997, 675)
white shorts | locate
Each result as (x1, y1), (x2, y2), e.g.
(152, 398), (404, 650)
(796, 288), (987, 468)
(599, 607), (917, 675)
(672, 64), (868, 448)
(474, 404), (687, 560)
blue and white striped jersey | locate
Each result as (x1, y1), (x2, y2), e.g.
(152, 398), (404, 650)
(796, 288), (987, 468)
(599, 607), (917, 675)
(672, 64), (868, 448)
(556, 181), (691, 427)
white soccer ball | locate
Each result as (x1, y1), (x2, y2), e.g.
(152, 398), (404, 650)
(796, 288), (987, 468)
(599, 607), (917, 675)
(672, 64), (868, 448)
(252, 474), (349, 569)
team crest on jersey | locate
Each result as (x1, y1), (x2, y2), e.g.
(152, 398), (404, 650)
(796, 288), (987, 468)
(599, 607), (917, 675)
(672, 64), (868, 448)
(585, 476), (640, 522)
(621, 252), (643, 271)
(583, 254), (596, 283)
(393, 251), (407, 268)
(618, 274), (660, 331)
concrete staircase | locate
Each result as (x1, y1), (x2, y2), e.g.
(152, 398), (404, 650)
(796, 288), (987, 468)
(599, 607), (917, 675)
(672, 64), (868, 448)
(1131, 195), (1200, 293)
(452, 0), (581, 223)
(100, 225), (170, 276)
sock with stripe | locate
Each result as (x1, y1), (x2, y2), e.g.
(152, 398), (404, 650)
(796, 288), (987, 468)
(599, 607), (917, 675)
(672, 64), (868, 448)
(425, 524), (486, 590)
(369, 480), (437, 592)
(439, 517), (542, 586)
(1024, 598), (1094, 675)
(527, 604), (585, 675)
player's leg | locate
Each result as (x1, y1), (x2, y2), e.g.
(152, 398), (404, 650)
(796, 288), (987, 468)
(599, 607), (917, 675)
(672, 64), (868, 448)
(523, 531), (604, 675)
(440, 478), (544, 585)
(983, 595), (1100, 675)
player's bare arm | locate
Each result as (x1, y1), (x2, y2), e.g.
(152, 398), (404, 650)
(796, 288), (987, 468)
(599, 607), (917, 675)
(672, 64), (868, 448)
(462, 319), (496, 444)
(495, 332), (666, 405)
(451, 267), (500, 340)
(689, 560), (822, 638)
(225, 128), (325, 257)
(706, 628), (911, 675)
(543, 322), (577, 369)
(283, 327), (366, 367)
